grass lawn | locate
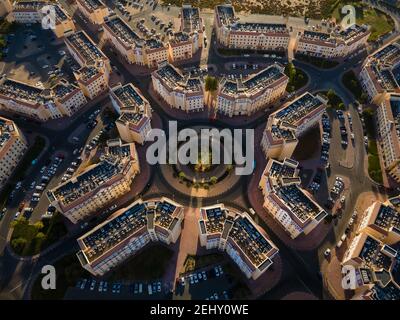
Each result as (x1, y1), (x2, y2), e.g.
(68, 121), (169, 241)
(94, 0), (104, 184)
(31, 253), (91, 300)
(342, 70), (368, 103)
(10, 213), (67, 256)
(332, 2), (394, 41)
(181, 253), (225, 274)
(14, 136), (46, 182)
(367, 140), (383, 184)
(295, 53), (339, 69)
(362, 107), (376, 139)
(107, 244), (173, 282)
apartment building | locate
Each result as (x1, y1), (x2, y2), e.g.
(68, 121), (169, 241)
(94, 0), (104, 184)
(261, 92), (328, 160)
(48, 139), (140, 223)
(295, 24), (370, 59)
(359, 40), (400, 101)
(342, 232), (400, 300)
(102, 15), (168, 68)
(51, 81), (87, 116)
(0, 77), (61, 120)
(214, 4), (290, 52)
(217, 63), (288, 117)
(259, 158), (328, 239)
(198, 204), (279, 280)
(0, 117), (28, 189)
(110, 83), (152, 145)
(12, 1), (75, 38)
(0, 0), (12, 17)
(74, 65), (108, 99)
(179, 5), (203, 48)
(376, 94), (400, 182)
(168, 32), (195, 62)
(152, 62), (204, 112)
(358, 201), (400, 245)
(76, 0), (109, 25)
(76, 197), (184, 276)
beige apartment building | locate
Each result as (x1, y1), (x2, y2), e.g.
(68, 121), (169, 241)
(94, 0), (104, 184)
(0, 117), (28, 189)
(110, 83), (152, 145)
(152, 62), (204, 112)
(376, 94), (400, 182)
(261, 92), (328, 160)
(259, 158), (327, 239)
(198, 204), (279, 280)
(76, 197), (184, 276)
(11, 1), (75, 38)
(0, 76), (87, 121)
(214, 4), (290, 52)
(359, 40), (400, 102)
(48, 139), (140, 224)
(102, 15), (168, 68)
(76, 0), (109, 25)
(216, 63), (288, 117)
(295, 24), (370, 59)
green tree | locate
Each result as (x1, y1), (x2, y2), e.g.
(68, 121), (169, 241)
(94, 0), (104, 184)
(209, 176), (218, 185)
(178, 171), (186, 180)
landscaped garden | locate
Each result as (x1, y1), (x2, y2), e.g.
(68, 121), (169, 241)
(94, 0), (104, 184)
(342, 70), (368, 103)
(285, 63), (308, 93)
(10, 213), (67, 256)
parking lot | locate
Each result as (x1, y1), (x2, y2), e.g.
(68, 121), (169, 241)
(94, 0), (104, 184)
(174, 264), (233, 300)
(65, 277), (170, 300)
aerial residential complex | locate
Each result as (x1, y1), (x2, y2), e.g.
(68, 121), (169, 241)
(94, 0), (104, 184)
(216, 63), (288, 116)
(198, 204), (279, 280)
(376, 94), (400, 183)
(0, 117), (27, 189)
(0, 76), (87, 120)
(11, 1), (75, 38)
(295, 24), (370, 59)
(76, 197), (184, 276)
(214, 4), (290, 52)
(259, 158), (328, 239)
(360, 40), (400, 101)
(48, 139), (140, 223)
(151, 62), (204, 112)
(76, 0), (109, 25)
(102, 15), (169, 68)
(110, 83), (152, 144)
(261, 92), (327, 160)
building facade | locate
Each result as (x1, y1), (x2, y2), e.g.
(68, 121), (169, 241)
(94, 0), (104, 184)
(110, 83), (152, 144)
(214, 4), (290, 52)
(0, 117), (28, 189)
(261, 92), (328, 160)
(48, 139), (140, 223)
(152, 62), (204, 112)
(198, 204), (279, 280)
(216, 63), (288, 117)
(295, 25), (370, 59)
(259, 158), (328, 239)
(76, 197), (184, 276)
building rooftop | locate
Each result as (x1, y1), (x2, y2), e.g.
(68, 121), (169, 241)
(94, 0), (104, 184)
(181, 5), (202, 33)
(274, 92), (326, 126)
(13, 1), (46, 11)
(220, 64), (286, 97)
(153, 62), (203, 93)
(77, 0), (105, 10)
(66, 31), (107, 66)
(0, 77), (49, 106)
(359, 236), (395, 270)
(78, 198), (182, 264)
(0, 117), (21, 153)
(49, 141), (136, 207)
(262, 158), (327, 224)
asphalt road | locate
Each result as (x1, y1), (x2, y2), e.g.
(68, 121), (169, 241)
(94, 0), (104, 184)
(0, 2), (391, 300)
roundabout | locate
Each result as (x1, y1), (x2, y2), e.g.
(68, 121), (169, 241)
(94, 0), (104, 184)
(158, 124), (244, 201)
